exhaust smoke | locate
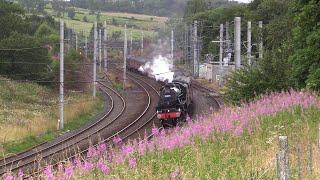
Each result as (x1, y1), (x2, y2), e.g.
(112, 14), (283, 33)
(139, 55), (174, 82)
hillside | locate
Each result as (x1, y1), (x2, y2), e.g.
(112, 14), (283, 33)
(70, 0), (240, 17)
(44, 4), (163, 39)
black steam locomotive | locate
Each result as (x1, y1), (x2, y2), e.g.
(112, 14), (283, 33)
(127, 56), (193, 127)
(156, 80), (193, 127)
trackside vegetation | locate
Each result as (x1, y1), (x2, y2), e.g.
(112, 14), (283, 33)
(0, 78), (104, 156)
(3, 90), (319, 179)
(176, 0), (320, 104)
(0, 1), (105, 157)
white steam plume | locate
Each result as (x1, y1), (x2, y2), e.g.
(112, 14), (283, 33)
(139, 55), (174, 82)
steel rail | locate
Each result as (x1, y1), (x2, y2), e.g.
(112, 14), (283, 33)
(0, 82), (126, 176)
(21, 69), (157, 178)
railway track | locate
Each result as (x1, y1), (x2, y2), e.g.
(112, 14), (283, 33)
(191, 80), (223, 108)
(0, 79), (126, 176)
(0, 68), (160, 178)
(0, 64), (222, 178)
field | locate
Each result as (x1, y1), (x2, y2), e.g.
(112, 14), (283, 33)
(44, 4), (167, 39)
(0, 77), (104, 156)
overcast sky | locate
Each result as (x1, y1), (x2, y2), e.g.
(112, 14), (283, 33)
(234, 0), (253, 3)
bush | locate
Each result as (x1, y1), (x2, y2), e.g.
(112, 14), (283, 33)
(67, 8), (76, 19)
(83, 15), (88, 22)
(306, 69), (320, 90)
(224, 52), (292, 105)
(0, 33), (53, 82)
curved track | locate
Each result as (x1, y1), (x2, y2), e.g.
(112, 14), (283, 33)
(0, 80), (126, 175)
(0, 68), (160, 177)
(0, 66), (221, 178)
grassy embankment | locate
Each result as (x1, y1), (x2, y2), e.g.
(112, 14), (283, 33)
(0, 78), (104, 156)
(80, 108), (320, 179)
(44, 4), (167, 39)
(71, 91), (320, 179)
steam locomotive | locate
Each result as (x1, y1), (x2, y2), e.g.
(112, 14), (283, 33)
(127, 56), (193, 127)
(156, 80), (193, 127)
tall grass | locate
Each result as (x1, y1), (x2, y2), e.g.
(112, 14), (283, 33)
(4, 90), (320, 179)
(0, 78), (104, 156)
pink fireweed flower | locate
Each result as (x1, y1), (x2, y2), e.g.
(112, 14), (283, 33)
(113, 136), (122, 145)
(121, 144), (134, 157)
(81, 161), (94, 172)
(87, 146), (97, 158)
(170, 169), (180, 179)
(4, 173), (14, 180)
(18, 169), (24, 178)
(151, 127), (159, 136)
(74, 158), (82, 168)
(97, 143), (107, 154)
(44, 165), (54, 180)
(138, 141), (147, 155)
(114, 153), (125, 165)
(64, 164), (74, 179)
(128, 158), (137, 169)
(186, 115), (192, 124)
(97, 160), (110, 175)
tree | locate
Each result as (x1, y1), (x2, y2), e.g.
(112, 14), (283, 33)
(0, 33), (52, 81)
(52, 0), (68, 17)
(83, 15), (88, 22)
(67, 7), (76, 19)
(184, 0), (207, 18)
(289, 0), (320, 90)
(0, 0), (26, 39)
(111, 31), (122, 41)
(35, 23), (55, 37)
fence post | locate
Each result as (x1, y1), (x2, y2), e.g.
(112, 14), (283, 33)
(318, 125), (320, 149)
(296, 144), (301, 180)
(308, 144), (313, 178)
(276, 153), (280, 180)
(278, 136), (290, 180)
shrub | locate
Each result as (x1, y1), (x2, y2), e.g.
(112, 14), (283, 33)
(83, 15), (88, 22)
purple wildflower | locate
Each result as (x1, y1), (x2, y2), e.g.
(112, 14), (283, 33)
(138, 141), (147, 155)
(97, 143), (107, 154)
(128, 158), (137, 169)
(81, 161), (94, 172)
(87, 146), (97, 158)
(18, 169), (24, 178)
(64, 164), (74, 179)
(170, 169), (180, 179)
(113, 136), (122, 145)
(4, 174), (14, 180)
(44, 165), (54, 180)
(74, 158), (82, 168)
(97, 160), (110, 175)
(121, 144), (134, 157)
(151, 127), (159, 136)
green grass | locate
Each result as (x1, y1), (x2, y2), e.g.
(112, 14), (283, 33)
(0, 77), (105, 157)
(44, 4), (164, 39)
(81, 106), (320, 179)
(1, 93), (104, 156)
